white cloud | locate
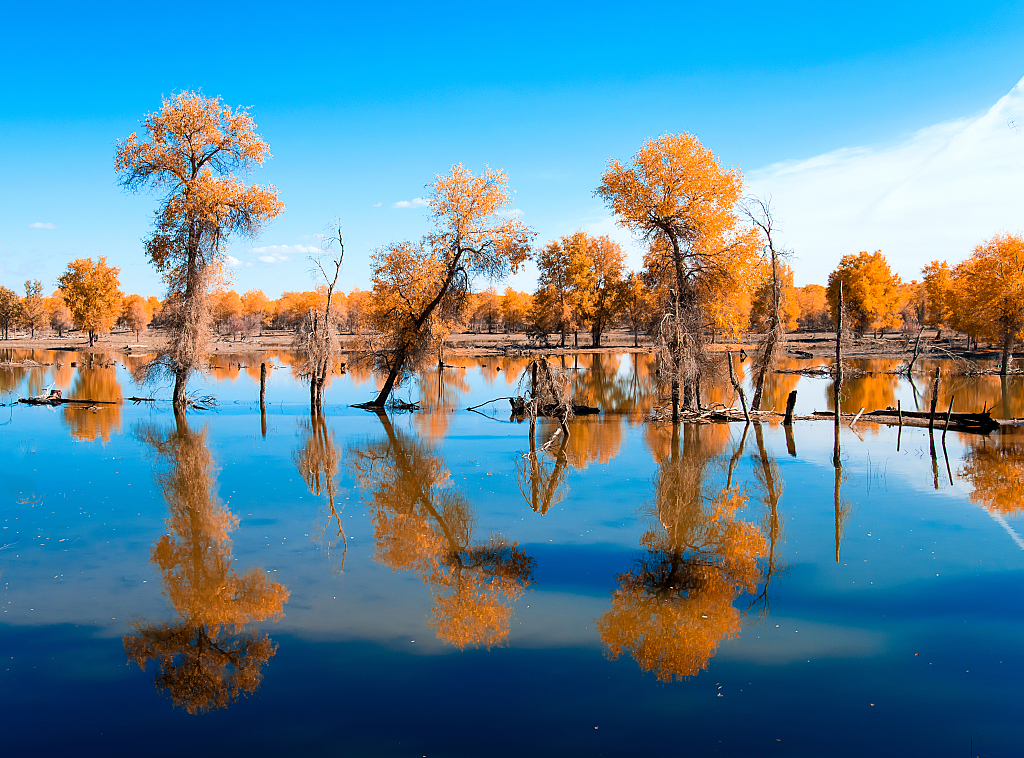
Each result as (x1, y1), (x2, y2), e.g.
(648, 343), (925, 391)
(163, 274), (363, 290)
(28, 222), (57, 229)
(372, 202), (382, 207)
(746, 75), (1024, 285)
(226, 255), (242, 268)
(251, 244), (319, 255)
(248, 243), (319, 264)
(391, 197), (429, 209)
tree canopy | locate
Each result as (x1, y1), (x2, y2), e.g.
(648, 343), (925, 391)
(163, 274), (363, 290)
(116, 91), (283, 412)
(57, 256), (122, 346)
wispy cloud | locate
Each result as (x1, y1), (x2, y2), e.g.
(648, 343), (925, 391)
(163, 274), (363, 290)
(391, 197), (428, 209)
(226, 256), (242, 268)
(28, 222), (57, 229)
(746, 75), (1024, 285)
(249, 243), (319, 264)
(372, 202), (382, 207)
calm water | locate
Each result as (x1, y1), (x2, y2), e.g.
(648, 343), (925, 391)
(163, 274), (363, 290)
(1, 349), (1023, 756)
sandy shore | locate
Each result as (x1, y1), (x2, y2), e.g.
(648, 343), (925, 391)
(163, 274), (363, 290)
(0, 326), (993, 362)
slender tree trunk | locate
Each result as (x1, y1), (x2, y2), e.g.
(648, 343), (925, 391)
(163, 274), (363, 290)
(368, 345), (408, 407)
(173, 368), (188, 415)
(833, 282), (843, 466)
(1001, 330), (1013, 375)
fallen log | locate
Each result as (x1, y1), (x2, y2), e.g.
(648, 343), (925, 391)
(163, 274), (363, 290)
(20, 397), (120, 406)
(812, 409), (999, 434)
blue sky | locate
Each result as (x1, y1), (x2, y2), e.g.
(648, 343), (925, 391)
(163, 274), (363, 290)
(2, 1), (1024, 297)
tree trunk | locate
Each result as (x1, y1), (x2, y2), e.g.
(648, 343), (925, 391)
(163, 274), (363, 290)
(172, 367), (188, 415)
(367, 346), (408, 407)
(88, 330), (95, 347)
(1001, 330), (1013, 375)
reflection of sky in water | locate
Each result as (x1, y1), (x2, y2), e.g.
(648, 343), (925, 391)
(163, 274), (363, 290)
(1, 350), (1023, 755)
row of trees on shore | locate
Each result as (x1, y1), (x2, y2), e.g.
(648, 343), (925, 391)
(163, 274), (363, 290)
(5, 91), (1023, 413)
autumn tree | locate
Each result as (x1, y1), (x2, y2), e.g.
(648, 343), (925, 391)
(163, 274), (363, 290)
(533, 235), (586, 346)
(826, 251), (903, 336)
(241, 288), (269, 334)
(47, 294), (73, 337)
(359, 164), (532, 408)
(211, 289), (243, 338)
(0, 287), (19, 339)
(951, 233), (1024, 373)
(57, 256), (123, 346)
(598, 133), (759, 419)
(20, 280), (47, 338)
(618, 271), (657, 348)
(120, 294), (151, 341)
(116, 91), (284, 414)
(579, 234), (626, 347)
(473, 287), (501, 333)
(500, 287), (532, 333)
(921, 261), (954, 340)
(795, 284), (830, 330)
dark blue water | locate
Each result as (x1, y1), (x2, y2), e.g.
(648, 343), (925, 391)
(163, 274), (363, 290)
(1, 350), (1021, 756)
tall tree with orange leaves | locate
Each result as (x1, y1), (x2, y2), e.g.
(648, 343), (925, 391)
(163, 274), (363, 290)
(57, 256), (123, 346)
(826, 251), (903, 336)
(359, 164), (532, 408)
(952, 233), (1024, 374)
(116, 92), (283, 414)
(921, 261), (954, 340)
(598, 133), (759, 419)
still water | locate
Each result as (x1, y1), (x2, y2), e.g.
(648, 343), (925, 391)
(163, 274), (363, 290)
(1, 349), (1022, 756)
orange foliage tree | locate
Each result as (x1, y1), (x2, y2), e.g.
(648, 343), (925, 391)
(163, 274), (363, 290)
(47, 294), (73, 337)
(598, 133), (759, 418)
(20, 280), (47, 337)
(0, 287), (19, 339)
(795, 284), (830, 330)
(360, 164), (532, 408)
(951, 234), (1024, 373)
(921, 261), (954, 340)
(57, 256), (123, 346)
(116, 91), (284, 413)
(826, 251), (903, 336)
(121, 294), (151, 340)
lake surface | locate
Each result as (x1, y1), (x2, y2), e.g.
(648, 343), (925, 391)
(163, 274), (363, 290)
(1, 348), (1022, 756)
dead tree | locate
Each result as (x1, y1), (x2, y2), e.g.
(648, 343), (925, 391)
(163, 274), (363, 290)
(744, 197), (789, 410)
(295, 224), (344, 414)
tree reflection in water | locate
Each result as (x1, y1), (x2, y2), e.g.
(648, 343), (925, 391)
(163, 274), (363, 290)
(124, 418), (289, 714)
(294, 414), (347, 571)
(516, 423), (571, 514)
(960, 434), (1024, 517)
(598, 424), (768, 681)
(349, 413), (535, 648)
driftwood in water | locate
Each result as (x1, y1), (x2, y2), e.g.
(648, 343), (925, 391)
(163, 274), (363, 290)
(812, 409), (999, 434)
(20, 397), (119, 406)
(508, 396), (599, 417)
